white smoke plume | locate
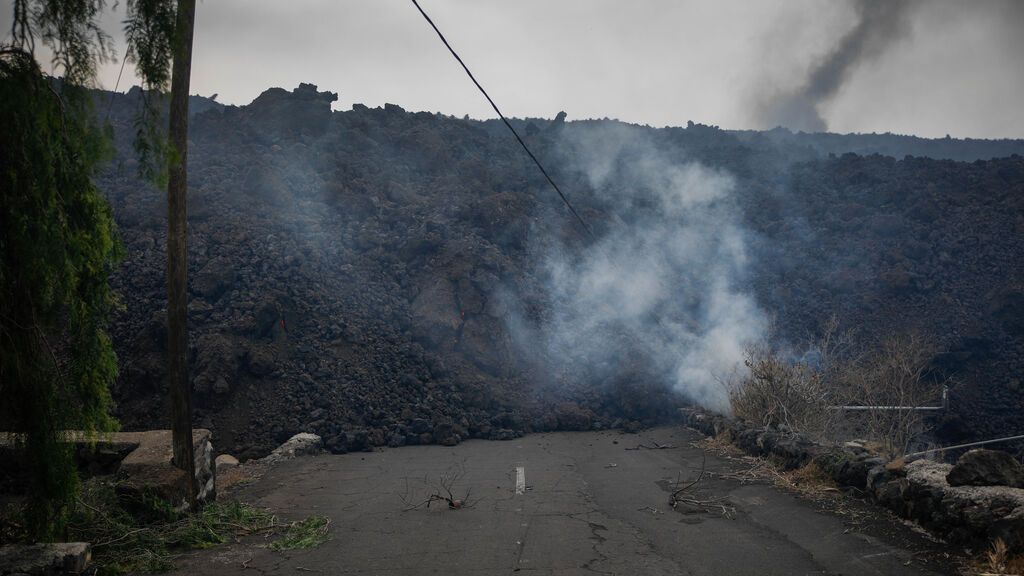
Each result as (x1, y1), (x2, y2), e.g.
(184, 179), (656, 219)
(522, 122), (766, 413)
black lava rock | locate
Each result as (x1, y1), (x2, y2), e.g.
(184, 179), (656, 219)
(947, 449), (1024, 488)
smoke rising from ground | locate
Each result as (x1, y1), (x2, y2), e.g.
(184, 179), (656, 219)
(515, 123), (766, 413)
(760, 0), (914, 132)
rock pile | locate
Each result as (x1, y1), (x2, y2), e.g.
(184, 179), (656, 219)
(95, 84), (1024, 457)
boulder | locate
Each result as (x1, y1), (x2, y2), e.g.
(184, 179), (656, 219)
(245, 343), (277, 376)
(410, 418), (432, 435)
(409, 278), (460, 347)
(947, 449), (1024, 488)
(554, 402), (593, 431)
(192, 333), (245, 395)
(433, 422), (458, 446)
(0, 543), (91, 576)
(815, 449), (886, 490)
(262, 433), (322, 464)
(492, 428), (516, 441)
(325, 433), (348, 454)
(349, 430), (373, 452)
(192, 256), (236, 300)
(369, 429), (386, 447)
(215, 454), (240, 472)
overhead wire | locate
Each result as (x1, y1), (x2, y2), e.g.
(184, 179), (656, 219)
(409, 0), (594, 238)
(104, 35), (132, 124)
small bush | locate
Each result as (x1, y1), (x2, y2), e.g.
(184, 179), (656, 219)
(727, 342), (835, 440)
(728, 322), (945, 458)
(838, 333), (945, 459)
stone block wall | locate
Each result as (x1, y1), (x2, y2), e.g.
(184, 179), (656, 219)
(680, 408), (1024, 553)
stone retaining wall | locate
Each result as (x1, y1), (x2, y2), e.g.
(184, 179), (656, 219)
(0, 429), (216, 511)
(680, 408), (1024, 553)
(116, 429), (216, 510)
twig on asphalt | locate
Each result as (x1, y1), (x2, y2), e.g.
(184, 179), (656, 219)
(626, 440), (677, 451)
(670, 451), (707, 503)
(668, 451), (737, 518)
(399, 462), (479, 511)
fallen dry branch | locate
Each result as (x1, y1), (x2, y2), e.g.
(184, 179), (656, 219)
(709, 457), (776, 484)
(626, 440), (677, 451)
(669, 452), (706, 503)
(667, 451), (737, 519)
(671, 496), (736, 518)
(400, 464), (478, 511)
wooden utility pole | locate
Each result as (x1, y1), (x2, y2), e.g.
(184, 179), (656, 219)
(167, 0), (197, 507)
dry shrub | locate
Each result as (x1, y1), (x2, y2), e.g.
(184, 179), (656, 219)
(728, 343), (834, 440)
(727, 317), (850, 442)
(728, 319), (945, 456)
(838, 332), (945, 459)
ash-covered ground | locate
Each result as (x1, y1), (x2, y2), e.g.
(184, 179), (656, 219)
(97, 84), (1024, 458)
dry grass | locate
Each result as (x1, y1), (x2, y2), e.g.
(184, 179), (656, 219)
(690, 433), (746, 458)
(965, 538), (1024, 576)
(215, 462), (259, 494)
(776, 462), (841, 498)
(691, 435), (856, 517)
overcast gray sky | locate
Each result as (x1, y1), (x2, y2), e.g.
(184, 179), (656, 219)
(5, 0), (1023, 139)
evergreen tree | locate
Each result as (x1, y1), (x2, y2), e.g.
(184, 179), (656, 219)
(1, 0), (177, 538)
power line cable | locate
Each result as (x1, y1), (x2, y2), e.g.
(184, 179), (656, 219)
(409, 0), (593, 238)
(104, 36), (132, 124)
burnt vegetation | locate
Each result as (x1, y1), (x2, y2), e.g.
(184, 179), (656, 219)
(95, 84), (1024, 458)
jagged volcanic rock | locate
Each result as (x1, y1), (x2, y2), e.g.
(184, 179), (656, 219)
(96, 84), (1024, 457)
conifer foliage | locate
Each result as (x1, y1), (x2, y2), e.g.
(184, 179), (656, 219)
(1, 0), (178, 538)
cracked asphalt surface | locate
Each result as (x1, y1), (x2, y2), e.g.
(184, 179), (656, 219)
(170, 427), (956, 575)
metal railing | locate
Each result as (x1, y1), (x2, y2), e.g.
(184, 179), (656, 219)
(905, 433), (1024, 460)
(828, 386), (948, 412)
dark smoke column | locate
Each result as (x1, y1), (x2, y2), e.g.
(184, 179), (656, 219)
(760, 0), (913, 132)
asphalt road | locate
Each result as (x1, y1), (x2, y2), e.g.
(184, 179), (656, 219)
(171, 427), (956, 576)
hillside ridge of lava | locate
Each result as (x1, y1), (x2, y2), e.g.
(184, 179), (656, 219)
(97, 84), (1024, 458)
